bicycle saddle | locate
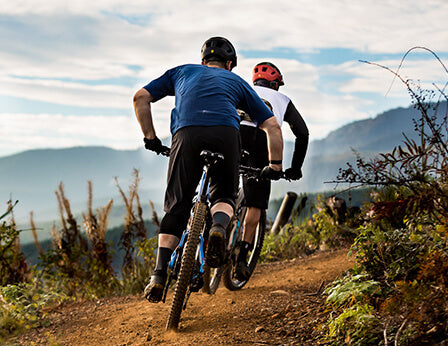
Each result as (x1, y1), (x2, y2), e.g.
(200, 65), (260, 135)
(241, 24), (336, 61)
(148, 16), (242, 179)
(200, 150), (224, 166)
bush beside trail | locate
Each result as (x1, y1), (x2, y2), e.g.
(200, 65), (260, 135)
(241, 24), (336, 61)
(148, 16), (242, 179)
(0, 171), (159, 342)
(319, 51), (448, 345)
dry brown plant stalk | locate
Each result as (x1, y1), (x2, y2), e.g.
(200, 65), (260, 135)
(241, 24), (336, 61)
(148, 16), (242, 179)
(115, 169), (147, 274)
(149, 200), (160, 228)
(50, 223), (62, 250)
(29, 211), (43, 256)
(82, 181), (114, 269)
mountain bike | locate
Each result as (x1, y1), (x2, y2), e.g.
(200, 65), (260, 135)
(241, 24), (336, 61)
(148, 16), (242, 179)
(161, 149), (222, 330)
(203, 164), (279, 293)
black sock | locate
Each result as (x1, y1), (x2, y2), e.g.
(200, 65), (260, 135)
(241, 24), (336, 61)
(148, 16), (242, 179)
(212, 211), (231, 230)
(237, 241), (251, 262)
(154, 247), (173, 276)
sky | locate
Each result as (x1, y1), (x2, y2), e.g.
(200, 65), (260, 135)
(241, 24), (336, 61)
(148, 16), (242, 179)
(1, 0), (448, 157)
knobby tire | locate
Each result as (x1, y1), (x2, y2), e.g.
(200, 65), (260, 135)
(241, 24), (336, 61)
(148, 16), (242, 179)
(166, 202), (207, 330)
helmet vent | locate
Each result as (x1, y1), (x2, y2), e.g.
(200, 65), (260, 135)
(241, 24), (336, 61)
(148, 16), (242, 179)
(252, 62), (284, 86)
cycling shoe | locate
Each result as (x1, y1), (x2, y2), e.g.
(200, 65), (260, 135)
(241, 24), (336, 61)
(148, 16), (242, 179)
(234, 260), (250, 281)
(205, 225), (226, 268)
(144, 271), (166, 303)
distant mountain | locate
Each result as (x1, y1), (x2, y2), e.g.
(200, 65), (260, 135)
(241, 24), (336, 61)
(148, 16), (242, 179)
(2, 102), (445, 243)
(270, 101), (447, 198)
(309, 105), (424, 156)
(1, 146), (169, 243)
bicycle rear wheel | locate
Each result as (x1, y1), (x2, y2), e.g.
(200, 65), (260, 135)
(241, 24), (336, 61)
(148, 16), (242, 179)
(203, 264), (225, 294)
(206, 199), (246, 295)
(222, 209), (266, 291)
(166, 201), (207, 330)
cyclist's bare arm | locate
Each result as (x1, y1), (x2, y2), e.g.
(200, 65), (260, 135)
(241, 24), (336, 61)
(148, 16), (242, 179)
(133, 88), (157, 140)
(258, 116), (283, 171)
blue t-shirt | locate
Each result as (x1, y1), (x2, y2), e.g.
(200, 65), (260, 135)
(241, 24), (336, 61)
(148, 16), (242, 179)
(144, 64), (274, 135)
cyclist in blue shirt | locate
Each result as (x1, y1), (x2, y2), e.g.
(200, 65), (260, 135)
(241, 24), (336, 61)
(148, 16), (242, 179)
(133, 37), (284, 303)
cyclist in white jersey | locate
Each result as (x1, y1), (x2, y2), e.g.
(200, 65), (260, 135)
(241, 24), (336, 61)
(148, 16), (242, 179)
(236, 62), (309, 280)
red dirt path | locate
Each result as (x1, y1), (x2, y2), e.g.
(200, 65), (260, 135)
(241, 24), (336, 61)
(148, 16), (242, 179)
(16, 249), (353, 345)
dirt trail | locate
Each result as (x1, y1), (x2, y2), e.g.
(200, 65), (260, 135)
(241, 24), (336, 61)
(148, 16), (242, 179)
(16, 249), (353, 345)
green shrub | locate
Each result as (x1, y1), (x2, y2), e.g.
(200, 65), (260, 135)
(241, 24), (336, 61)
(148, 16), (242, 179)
(260, 217), (320, 262)
(349, 225), (426, 285)
(0, 201), (29, 286)
(119, 237), (157, 295)
(325, 274), (382, 308)
(326, 304), (381, 345)
(0, 281), (70, 340)
(312, 195), (359, 249)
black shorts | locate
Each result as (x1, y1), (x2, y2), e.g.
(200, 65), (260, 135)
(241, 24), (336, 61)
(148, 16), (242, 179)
(240, 125), (271, 209)
(164, 126), (241, 217)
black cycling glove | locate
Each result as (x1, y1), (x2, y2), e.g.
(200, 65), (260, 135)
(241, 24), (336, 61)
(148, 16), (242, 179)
(260, 166), (283, 181)
(284, 168), (302, 181)
(143, 137), (170, 156)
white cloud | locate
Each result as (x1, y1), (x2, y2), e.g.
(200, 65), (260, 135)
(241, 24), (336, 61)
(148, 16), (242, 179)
(0, 112), (172, 156)
(1, 0), (447, 155)
(2, 0), (447, 80)
(4, 1), (447, 56)
(0, 76), (134, 108)
(338, 57), (448, 95)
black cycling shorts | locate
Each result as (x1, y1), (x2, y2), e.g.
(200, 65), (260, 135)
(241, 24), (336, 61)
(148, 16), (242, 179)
(160, 126), (241, 237)
(240, 125), (271, 210)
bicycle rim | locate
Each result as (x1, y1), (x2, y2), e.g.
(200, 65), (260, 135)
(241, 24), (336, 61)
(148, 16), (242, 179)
(166, 202), (207, 330)
(210, 265), (226, 294)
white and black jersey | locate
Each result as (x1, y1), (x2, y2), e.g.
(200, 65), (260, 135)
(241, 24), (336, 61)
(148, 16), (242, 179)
(241, 85), (289, 127)
(242, 85), (309, 173)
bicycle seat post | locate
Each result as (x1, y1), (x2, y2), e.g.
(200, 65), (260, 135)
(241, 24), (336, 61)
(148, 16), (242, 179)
(198, 150), (224, 202)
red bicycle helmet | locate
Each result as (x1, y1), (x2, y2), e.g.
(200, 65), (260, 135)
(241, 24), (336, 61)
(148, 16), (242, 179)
(252, 62), (284, 86)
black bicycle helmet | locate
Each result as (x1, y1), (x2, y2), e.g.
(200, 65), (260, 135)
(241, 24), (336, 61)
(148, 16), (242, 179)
(201, 36), (237, 69)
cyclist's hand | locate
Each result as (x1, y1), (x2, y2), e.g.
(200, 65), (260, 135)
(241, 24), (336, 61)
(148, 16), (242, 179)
(261, 166), (283, 181)
(143, 137), (170, 156)
(284, 168), (302, 181)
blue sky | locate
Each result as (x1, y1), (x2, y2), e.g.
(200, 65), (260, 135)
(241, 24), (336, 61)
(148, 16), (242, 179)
(1, 0), (447, 157)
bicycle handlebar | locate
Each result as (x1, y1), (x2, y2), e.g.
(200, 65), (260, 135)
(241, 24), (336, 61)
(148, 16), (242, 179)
(239, 165), (261, 176)
(157, 149), (288, 181)
(239, 165), (289, 181)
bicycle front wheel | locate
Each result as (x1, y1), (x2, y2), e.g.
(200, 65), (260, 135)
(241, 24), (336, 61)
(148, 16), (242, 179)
(222, 209), (266, 291)
(166, 201), (207, 330)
